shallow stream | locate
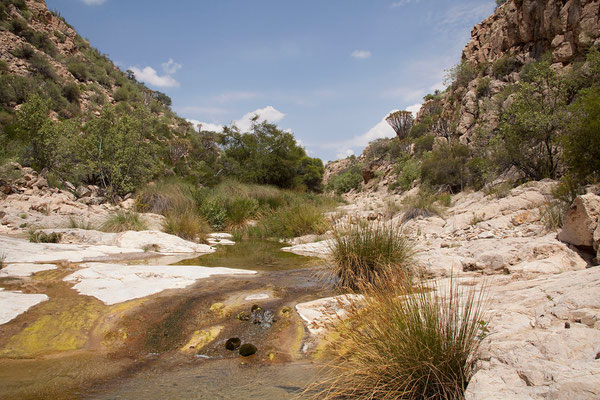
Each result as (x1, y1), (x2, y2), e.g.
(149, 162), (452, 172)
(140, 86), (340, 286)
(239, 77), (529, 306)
(0, 239), (331, 400)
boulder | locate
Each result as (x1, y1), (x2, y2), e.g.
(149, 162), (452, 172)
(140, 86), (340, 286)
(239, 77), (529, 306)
(558, 193), (600, 248)
(239, 343), (257, 357)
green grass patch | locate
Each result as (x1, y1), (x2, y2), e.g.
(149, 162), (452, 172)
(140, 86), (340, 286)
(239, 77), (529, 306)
(100, 211), (147, 233)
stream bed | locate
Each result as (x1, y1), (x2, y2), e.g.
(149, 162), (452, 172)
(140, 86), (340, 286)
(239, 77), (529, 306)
(0, 239), (332, 400)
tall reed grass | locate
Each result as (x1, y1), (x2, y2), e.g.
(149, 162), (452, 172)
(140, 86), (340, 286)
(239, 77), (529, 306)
(307, 275), (488, 400)
(328, 222), (414, 290)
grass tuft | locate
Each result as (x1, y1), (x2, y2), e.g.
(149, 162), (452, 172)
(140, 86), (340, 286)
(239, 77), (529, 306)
(401, 187), (444, 223)
(306, 276), (488, 400)
(100, 211), (147, 233)
(162, 209), (210, 242)
(68, 217), (94, 230)
(540, 199), (567, 231)
(328, 222), (414, 290)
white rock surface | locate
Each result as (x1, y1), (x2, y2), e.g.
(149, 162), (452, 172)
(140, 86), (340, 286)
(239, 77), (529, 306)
(0, 289), (49, 325)
(244, 293), (270, 301)
(282, 240), (332, 258)
(558, 193), (600, 248)
(465, 267), (600, 399)
(207, 233), (235, 246)
(0, 263), (56, 277)
(0, 235), (145, 263)
(295, 294), (361, 335)
(36, 229), (216, 255)
(64, 263), (257, 305)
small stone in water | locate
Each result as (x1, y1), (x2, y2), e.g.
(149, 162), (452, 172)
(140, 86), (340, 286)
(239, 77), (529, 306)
(239, 343), (257, 357)
(225, 337), (241, 351)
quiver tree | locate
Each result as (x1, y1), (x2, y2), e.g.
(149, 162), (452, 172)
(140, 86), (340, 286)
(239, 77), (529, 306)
(386, 110), (414, 140)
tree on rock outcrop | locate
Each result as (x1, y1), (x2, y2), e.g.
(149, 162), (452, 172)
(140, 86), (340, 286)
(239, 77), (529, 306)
(386, 111), (414, 140)
(497, 55), (566, 180)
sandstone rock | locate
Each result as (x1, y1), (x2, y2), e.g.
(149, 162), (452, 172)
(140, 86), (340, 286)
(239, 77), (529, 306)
(558, 193), (600, 248)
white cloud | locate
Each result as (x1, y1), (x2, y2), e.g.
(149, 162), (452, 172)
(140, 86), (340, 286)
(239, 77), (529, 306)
(214, 91), (257, 104)
(81, 0), (106, 5)
(186, 119), (224, 133)
(390, 0), (421, 8)
(233, 106), (285, 132)
(406, 103), (422, 117)
(336, 149), (355, 159)
(162, 59), (182, 75)
(351, 50), (372, 59)
(129, 66), (179, 88)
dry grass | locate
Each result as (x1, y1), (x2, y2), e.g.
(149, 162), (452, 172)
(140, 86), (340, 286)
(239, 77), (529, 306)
(306, 275), (488, 400)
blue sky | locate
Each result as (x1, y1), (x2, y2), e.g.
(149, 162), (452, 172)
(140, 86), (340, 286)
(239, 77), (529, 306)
(45, 0), (495, 161)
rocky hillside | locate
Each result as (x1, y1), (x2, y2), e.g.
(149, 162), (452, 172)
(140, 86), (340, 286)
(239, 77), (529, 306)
(0, 0), (185, 122)
(325, 0), (600, 196)
(418, 0), (600, 143)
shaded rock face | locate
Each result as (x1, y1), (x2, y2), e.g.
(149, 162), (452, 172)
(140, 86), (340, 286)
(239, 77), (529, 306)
(558, 193), (600, 249)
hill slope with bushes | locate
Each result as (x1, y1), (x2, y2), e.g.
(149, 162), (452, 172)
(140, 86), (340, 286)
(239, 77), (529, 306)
(0, 0), (323, 198)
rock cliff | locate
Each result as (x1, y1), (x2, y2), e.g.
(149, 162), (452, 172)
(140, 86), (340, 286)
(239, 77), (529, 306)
(417, 0), (600, 143)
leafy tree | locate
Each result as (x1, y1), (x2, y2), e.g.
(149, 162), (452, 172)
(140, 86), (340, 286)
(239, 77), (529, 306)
(219, 121), (320, 189)
(421, 142), (470, 191)
(14, 94), (55, 170)
(497, 55), (566, 180)
(561, 87), (600, 182)
(296, 156), (325, 192)
(79, 106), (158, 196)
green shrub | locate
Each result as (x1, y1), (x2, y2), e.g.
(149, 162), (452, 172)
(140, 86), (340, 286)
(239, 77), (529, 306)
(327, 164), (363, 194)
(100, 211), (147, 232)
(113, 86), (129, 102)
(62, 82), (80, 103)
(29, 53), (57, 80)
(421, 143), (470, 191)
(0, 75), (34, 105)
(328, 222), (414, 290)
(562, 87), (600, 182)
(413, 134), (434, 155)
(492, 54), (518, 78)
(67, 59), (89, 82)
(29, 231), (62, 243)
(391, 157), (420, 192)
(307, 276), (488, 400)
(162, 208), (209, 242)
(476, 77), (492, 97)
(11, 44), (34, 59)
(446, 60), (476, 88)
(9, 17), (27, 35)
(199, 197), (228, 230)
